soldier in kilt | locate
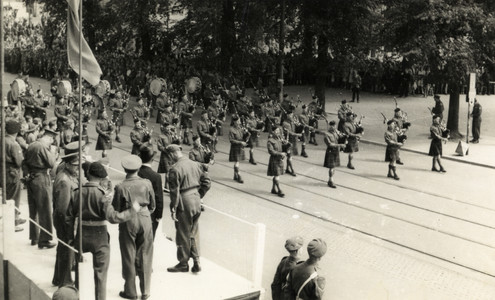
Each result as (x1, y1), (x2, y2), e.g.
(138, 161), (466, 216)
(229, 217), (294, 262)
(343, 112), (362, 170)
(156, 123), (179, 192)
(229, 114), (248, 184)
(323, 121), (346, 188)
(267, 126), (286, 197)
(95, 110), (114, 158)
(108, 92), (126, 143)
(179, 95), (194, 145)
(246, 109), (262, 165)
(384, 120), (403, 180)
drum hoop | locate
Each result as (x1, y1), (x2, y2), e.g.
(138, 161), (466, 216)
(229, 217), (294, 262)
(150, 79), (162, 96)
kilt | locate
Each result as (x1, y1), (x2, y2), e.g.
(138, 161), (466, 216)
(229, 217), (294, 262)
(323, 148), (340, 168)
(385, 146), (399, 162)
(95, 135), (112, 150)
(113, 111), (125, 126)
(267, 156), (284, 176)
(157, 152), (174, 173)
(248, 133), (259, 148)
(229, 144), (245, 162)
(181, 117), (193, 129)
(343, 136), (359, 153)
(428, 139), (442, 156)
(337, 119), (345, 132)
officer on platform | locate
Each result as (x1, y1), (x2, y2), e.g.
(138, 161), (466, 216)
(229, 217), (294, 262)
(112, 155), (155, 300)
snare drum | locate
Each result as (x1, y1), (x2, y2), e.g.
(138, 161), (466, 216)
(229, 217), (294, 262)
(11, 79), (26, 101)
(57, 80), (72, 97)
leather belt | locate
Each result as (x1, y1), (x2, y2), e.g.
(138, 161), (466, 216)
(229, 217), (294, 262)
(180, 187), (199, 197)
(81, 220), (107, 226)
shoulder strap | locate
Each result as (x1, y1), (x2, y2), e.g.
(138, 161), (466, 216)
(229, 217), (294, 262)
(297, 271), (318, 299)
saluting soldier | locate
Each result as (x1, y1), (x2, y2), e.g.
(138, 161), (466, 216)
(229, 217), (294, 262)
(271, 236), (304, 300)
(267, 125), (286, 197)
(284, 239), (327, 300)
(343, 112), (362, 170)
(179, 94), (194, 145)
(112, 155), (155, 300)
(323, 121), (346, 188)
(108, 91), (126, 143)
(54, 95), (70, 132)
(95, 110), (114, 158)
(1, 119), (26, 231)
(167, 144), (211, 273)
(229, 114), (248, 184)
(24, 128), (58, 249)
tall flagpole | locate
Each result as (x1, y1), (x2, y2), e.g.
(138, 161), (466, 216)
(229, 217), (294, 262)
(77, 0), (84, 289)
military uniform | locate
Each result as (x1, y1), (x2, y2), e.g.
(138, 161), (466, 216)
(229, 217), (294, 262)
(112, 167), (155, 299)
(54, 102), (70, 132)
(168, 155), (211, 269)
(156, 132), (175, 174)
(108, 97), (126, 126)
(229, 126), (246, 162)
(298, 112), (311, 143)
(196, 118), (214, 146)
(282, 118), (299, 156)
(23, 95), (37, 119)
(95, 118), (113, 150)
(343, 121), (359, 153)
(1, 134), (24, 222)
(267, 136), (284, 176)
(246, 116), (261, 148)
(179, 99), (193, 129)
(189, 145), (214, 164)
(160, 110), (173, 126)
(208, 102), (224, 136)
(271, 236), (304, 300)
(323, 130), (341, 168)
(25, 138), (56, 246)
(155, 95), (168, 124)
(428, 124), (444, 157)
(130, 127), (146, 155)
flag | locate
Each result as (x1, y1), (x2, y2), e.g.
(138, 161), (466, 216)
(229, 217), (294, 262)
(67, 0), (102, 86)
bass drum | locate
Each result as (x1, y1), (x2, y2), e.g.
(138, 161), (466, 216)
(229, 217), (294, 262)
(94, 80), (110, 98)
(186, 77), (202, 94)
(11, 79), (26, 101)
(57, 80), (72, 97)
(150, 78), (167, 96)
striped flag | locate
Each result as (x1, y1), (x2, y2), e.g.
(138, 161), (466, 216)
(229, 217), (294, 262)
(66, 0), (102, 86)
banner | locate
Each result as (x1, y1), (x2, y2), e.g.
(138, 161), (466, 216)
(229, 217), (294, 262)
(66, 0), (102, 86)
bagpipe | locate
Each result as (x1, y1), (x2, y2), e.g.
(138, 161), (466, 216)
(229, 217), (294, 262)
(380, 111), (406, 143)
(199, 143), (214, 164)
(394, 97), (411, 129)
(354, 114), (365, 134)
(238, 115), (251, 149)
(440, 119), (450, 139)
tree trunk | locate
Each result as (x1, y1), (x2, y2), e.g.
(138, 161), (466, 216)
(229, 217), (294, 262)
(446, 82), (463, 140)
(315, 34), (329, 112)
(220, 0), (235, 74)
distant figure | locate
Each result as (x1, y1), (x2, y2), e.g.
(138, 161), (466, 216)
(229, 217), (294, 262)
(271, 236), (304, 300)
(351, 70), (361, 103)
(431, 94), (444, 120)
(470, 99), (482, 143)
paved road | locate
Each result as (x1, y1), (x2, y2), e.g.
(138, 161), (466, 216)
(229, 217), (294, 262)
(3, 73), (495, 300)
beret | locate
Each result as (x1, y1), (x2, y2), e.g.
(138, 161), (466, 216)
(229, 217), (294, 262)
(312, 95), (317, 100)
(341, 100), (347, 104)
(283, 93), (289, 98)
(285, 236), (304, 251)
(52, 286), (79, 300)
(43, 129), (58, 138)
(6, 119), (21, 134)
(201, 110), (208, 115)
(231, 114), (240, 122)
(302, 104), (307, 109)
(89, 162), (108, 178)
(394, 108), (401, 112)
(387, 120), (394, 125)
(346, 112), (353, 116)
(164, 103), (171, 108)
(329, 120), (336, 126)
(121, 155), (142, 171)
(166, 144), (182, 153)
(307, 238), (327, 258)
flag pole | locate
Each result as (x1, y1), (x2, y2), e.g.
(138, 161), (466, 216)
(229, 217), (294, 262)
(77, 0), (84, 288)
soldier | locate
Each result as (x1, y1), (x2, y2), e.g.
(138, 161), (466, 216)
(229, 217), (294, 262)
(52, 152), (79, 287)
(267, 126), (286, 197)
(179, 94), (194, 145)
(155, 90), (168, 124)
(138, 144), (164, 239)
(280, 93), (293, 121)
(431, 94), (444, 120)
(271, 236), (304, 300)
(343, 112), (362, 170)
(282, 109), (301, 176)
(54, 95), (70, 132)
(284, 238), (327, 300)
(25, 128), (58, 248)
(133, 98), (150, 126)
(307, 95), (320, 145)
(262, 97), (278, 134)
(189, 135), (215, 166)
(390, 108), (408, 165)
(108, 91), (126, 143)
(157, 123), (178, 192)
(298, 104), (312, 150)
(245, 108), (262, 165)
(23, 88), (37, 119)
(95, 110), (114, 158)
(229, 115), (248, 184)
(166, 144), (211, 273)
(159, 103), (173, 126)
(112, 155), (155, 300)
(196, 110), (215, 148)
(207, 94), (224, 146)
(34, 89), (48, 121)
(470, 99), (482, 143)
(60, 118), (75, 148)
(323, 121), (346, 188)
(67, 162), (139, 300)
(385, 120), (403, 180)
(337, 100), (349, 133)
(1, 119), (26, 231)
(130, 118), (146, 156)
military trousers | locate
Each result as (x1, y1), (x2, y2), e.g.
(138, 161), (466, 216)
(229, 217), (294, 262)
(175, 191), (201, 264)
(26, 172), (53, 243)
(52, 213), (74, 287)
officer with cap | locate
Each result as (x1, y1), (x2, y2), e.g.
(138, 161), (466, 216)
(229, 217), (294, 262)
(166, 144), (211, 273)
(271, 236), (304, 300)
(1, 119), (26, 231)
(112, 155), (155, 300)
(67, 162), (139, 300)
(284, 238), (327, 300)
(25, 128), (58, 248)
(52, 152), (79, 287)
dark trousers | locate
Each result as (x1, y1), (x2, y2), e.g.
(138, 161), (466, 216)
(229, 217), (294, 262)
(53, 214), (74, 287)
(472, 117), (481, 140)
(175, 192), (201, 264)
(4, 167), (21, 219)
(118, 212), (154, 297)
(26, 173), (53, 243)
(75, 225), (110, 300)
(352, 87), (360, 101)
(151, 215), (159, 240)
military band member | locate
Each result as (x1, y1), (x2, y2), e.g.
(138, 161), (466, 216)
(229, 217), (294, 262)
(385, 120), (403, 180)
(67, 162), (138, 300)
(271, 236), (304, 300)
(95, 110), (114, 158)
(337, 100), (350, 132)
(229, 114), (248, 184)
(108, 91), (126, 143)
(25, 129), (58, 249)
(196, 110), (215, 148)
(284, 239), (327, 300)
(159, 103), (174, 126)
(343, 112), (362, 170)
(1, 119), (26, 231)
(157, 123), (178, 192)
(54, 95), (70, 132)
(246, 109), (262, 165)
(208, 95), (224, 142)
(391, 108), (408, 165)
(267, 126), (286, 197)
(189, 135), (215, 165)
(179, 94), (194, 145)
(307, 95), (320, 145)
(263, 98), (279, 134)
(112, 155), (155, 300)
(323, 121), (346, 188)
(156, 90), (169, 124)
(282, 109), (301, 176)
(298, 104), (312, 148)
(429, 115), (448, 173)
(280, 93), (293, 120)
(34, 89), (48, 121)
(133, 98), (150, 126)
(130, 118), (147, 156)
(167, 144), (211, 273)
(52, 153), (79, 287)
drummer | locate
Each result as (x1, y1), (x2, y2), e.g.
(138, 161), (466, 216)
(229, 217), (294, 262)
(108, 90), (126, 143)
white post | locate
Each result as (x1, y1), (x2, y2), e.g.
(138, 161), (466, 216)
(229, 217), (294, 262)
(78, 253), (95, 300)
(252, 223), (266, 290)
(2, 200), (15, 261)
